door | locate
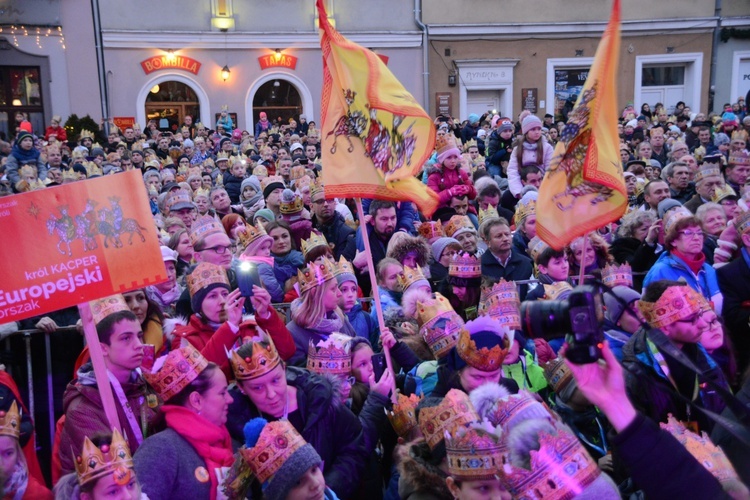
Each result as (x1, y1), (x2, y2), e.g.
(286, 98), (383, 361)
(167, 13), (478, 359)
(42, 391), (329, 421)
(641, 65), (685, 113)
(466, 89), (501, 120)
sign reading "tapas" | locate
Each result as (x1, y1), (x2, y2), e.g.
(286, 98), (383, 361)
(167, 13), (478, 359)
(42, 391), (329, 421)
(141, 55), (202, 75)
(258, 54), (299, 70)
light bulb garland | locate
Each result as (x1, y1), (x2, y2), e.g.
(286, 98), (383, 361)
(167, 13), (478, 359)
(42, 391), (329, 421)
(0, 24), (66, 50)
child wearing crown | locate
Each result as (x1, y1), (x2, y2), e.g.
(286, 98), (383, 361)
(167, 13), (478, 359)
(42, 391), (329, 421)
(0, 402), (51, 499)
(427, 133), (477, 208)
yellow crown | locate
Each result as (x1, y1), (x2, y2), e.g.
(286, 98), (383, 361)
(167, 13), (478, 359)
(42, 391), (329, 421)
(729, 150), (750, 166)
(435, 133), (459, 156)
(90, 295), (130, 325)
(86, 161), (102, 177)
(527, 236), (549, 263)
(463, 139), (478, 152)
(416, 293), (465, 359)
(446, 422), (506, 481)
(307, 333), (352, 376)
(297, 258), (337, 294)
(193, 187), (210, 200)
(62, 169), (79, 182)
(0, 402), (21, 439)
(240, 420), (306, 484)
(478, 280), (521, 331)
(542, 357), (575, 394)
(711, 184), (737, 204)
(279, 191), (305, 215)
(478, 206), (499, 227)
(226, 332), (281, 381)
(301, 231), (329, 256)
(253, 165), (269, 178)
(216, 151), (230, 162)
(601, 262), (633, 288)
(79, 129), (95, 140)
(290, 165), (306, 181)
(334, 255), (355, 279)
(237, 222), (269, 251)
(418, 389), (479, 450)
(74, 428), (134, 487)
(444, 215), (474, 238)
(143, 344), (209, 402)
(418, 220), (444, 240)
(448, 252), (481, 279)
(386, 392), (422, 437)
(500, 420), (601, 499)
(19, 165), (37, 178)
(694, 163), (722, 184)
(731, 129), (748, 143)
(397, 265), (429, 292)
(638, 285), (710, 329)
(310, 179), (325, 199)
(186, 262), (230, 297)
(514, 199), (536, 225)
(456, 328), (511, 372)
(735, 209), (750, 236)
(543, 282), (574, 301)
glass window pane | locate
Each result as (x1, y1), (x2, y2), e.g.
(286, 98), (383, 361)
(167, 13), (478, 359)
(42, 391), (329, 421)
(0, 112), (8, 141)
(0, 71), (6, 106)
(642, 66), (685, 86)
(25, 69), (41, 106)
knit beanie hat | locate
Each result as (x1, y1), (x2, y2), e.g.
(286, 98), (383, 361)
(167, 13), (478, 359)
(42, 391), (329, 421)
(603, 285), (641, 324)
(521, 115), (543, 135)
(625, 119), (638, 129)
(183, 138), (194, 148)
(242, 232), (273, 257)
(722, 112), (739, 126)
(241, 176), (262, 198)
(468, 113), (480, 125)
(335, 264), (357, 286)
(253, 208), (275, 224)
(497, 118), (514, 134)
(657, 198), (683, 219)
(190, 281), (230, 315)
(219, 137), (232, 149)
(15, 131), (33, 145)
(19, 121), (32, 133)
(263, 179), (285, 199)
(714, 133), (730, 146)
(431, 237), (461, 262)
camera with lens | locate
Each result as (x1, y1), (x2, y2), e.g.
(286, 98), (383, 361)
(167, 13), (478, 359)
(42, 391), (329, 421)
(519, 285), (604, 364)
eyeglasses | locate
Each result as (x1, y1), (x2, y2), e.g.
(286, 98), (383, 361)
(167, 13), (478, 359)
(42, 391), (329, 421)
(203, 245), (231, 254)
(678, 229), (703, 238)
(313, 198), (335, 206)
(701, 312), (720, 330)
(676, 311), (705, 325)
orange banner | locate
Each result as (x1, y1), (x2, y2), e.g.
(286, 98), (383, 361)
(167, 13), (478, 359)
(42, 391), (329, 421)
(0, 170), (165, 323)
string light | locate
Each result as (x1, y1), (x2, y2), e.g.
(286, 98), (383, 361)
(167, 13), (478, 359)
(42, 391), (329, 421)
(0, 24), (66, 50)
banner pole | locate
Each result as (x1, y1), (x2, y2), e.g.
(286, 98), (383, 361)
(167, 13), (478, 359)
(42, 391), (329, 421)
(355, 198), (397, 401)
(577, 232), (590, 286)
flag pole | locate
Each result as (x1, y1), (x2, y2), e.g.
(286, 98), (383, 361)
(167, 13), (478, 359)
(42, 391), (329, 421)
(577, 232), (590, 286)
(355, 198), (397, 401)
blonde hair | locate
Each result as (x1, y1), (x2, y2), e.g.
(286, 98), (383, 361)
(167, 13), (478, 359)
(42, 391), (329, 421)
(291, 278), (343, 329)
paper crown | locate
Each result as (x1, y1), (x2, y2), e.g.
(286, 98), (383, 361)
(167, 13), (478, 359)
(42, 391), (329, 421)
(478, 206), (499, 227)
(543, 282), (574, 301)
(736, 210), (750, 236)
(260, 175), (285, 192)
(253, 165), (269, 178)
(527, 236), (550, 264)
(227, 331), (281, 381)
(301, 231), (328, 256)
(237, 221), (269, 251)
(297, 258), (337, 294)
(416, 293), (464, 359)
(186, 262), (230, 297)
(62, 169), (79, 182)
(306, 333), (352, 375)
(514, 198), (536, 225)
(694, 163), (722, 184)
(663, 207), (692, 236)
(386, 392), (422, 437)
(463, 138), (478, 152)
(456, 327), (511, 371)
(478, 280), (521, 331)
(166, 190), (194, 211)
(143, 344), (208, 402)
(711, 184), (737, 204)
(435, 133), (460, 156)
(601, 262), (633, 288)
(79, 130), (95, 140)
(190, 215), (225, 246)
(90, 295), (130, 325)
(446, 423), (506, 481)
(482, 391), (552, 430)
(290, 165), (306, 181)
(638, 285), (710, 329)
(542, 357), (575, 394)
(0, 402), (21, 439)
(216, 151), (230, 162)
(334, 254), (355, 278)
(731, 129), (748, 142)
(279, 191), (305, 215)
(500, 420), (601, 499)
(418, 389), (479, 450)
(193, 187), (210, 199)
(19, 165), (37, 178)
(85, 161), (102, 177)
(448, 252), (481, 279)
(729, 150), (750, 166)
(310, 179), (325, 198)
(74, 428), (134, 487)
(444, 215), (475, 238)
(418, 220), (444, 240)
(240, 420), (307, 485)
(397, 265), (429, 292)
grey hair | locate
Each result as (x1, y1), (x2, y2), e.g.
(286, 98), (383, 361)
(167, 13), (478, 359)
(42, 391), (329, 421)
(695, 202), (725, 225)
(617, 210), (656, 238)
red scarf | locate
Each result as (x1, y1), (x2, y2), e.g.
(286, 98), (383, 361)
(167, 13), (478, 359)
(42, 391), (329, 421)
(671, 249), (706, 275)
(162, 405), (234, 500)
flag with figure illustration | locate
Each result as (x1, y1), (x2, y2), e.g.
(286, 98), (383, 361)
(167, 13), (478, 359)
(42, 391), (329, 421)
(316, 0), (439, 217)
(536, 0), (626, 250)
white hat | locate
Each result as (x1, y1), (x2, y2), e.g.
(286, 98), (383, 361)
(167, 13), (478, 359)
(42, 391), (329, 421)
(290, 143), (304, 153)
(160, 245), (178, 263)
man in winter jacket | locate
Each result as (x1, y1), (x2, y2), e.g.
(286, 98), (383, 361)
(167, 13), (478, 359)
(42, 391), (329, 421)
(480, 218), (533, 299)
(310, 183), (356, 261)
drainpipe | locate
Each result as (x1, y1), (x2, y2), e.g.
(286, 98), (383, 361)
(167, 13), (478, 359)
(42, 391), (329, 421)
(91, 0), (110, 135)
(708, 0), (722, 113)
(414, 0), (430, 110)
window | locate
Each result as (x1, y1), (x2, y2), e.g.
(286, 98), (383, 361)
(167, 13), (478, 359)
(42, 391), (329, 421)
(642, 66), (685, 87)
(145, 81), (200, 132)
(0, 66), (44, 141)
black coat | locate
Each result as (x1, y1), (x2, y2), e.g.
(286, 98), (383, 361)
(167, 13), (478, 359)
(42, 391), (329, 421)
(711, 377), (750, 488)
(717, 254), (750, 372)
(311, 212), (356, 261)
(608, 236), (660, 290)
(225, 367), (368, 499)
(480, 249), (533, 300)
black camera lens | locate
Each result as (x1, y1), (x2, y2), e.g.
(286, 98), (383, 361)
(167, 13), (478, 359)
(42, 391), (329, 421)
(520, 300), (571, 341)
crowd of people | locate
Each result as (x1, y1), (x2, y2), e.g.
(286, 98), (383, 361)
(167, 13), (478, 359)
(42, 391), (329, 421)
(1, 97), (750, 499)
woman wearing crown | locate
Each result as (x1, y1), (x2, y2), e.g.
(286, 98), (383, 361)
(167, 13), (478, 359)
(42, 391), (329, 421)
(0, 402), (51, 499)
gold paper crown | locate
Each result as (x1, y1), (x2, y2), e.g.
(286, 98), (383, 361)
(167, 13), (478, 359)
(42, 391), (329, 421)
(386, 392), (422, 437)
(253, 165), (269, 178)
(731, 129), (748, 143)
(227, 332), (281, 381)
(279, 192), (305, 215)
(419, 389), (479, 450)
(237, 222), (269, 251)
(297, 258), (337, 294)
(62, 169), (79, 182)
(310, 179), (325, 198)
(663, 207), (692, 236)
(527, 236), (549, 263)
(446, 423), (506, 481)
(729, 150), (750, 166)
(478, 206), (499, 227)
(90, 295), (130, 325)
(418, 220), (444, 240)
(186, 262), (230, 297)
(694, 163), (722, 184)
(500, 420), (601, 499)
(514, 199), (536, 225)
(448, 252), (481, 279)
(290, 165), (306, 180)
(216, 151), (230, 162)
(0, 402), (21, 439)
(659, 414), (742, 485)
(79, 130), (95, 140)
(397, 265), (429, 292)
(193, 187), (210, 199)
(19, 165), (37, 178)
(301, 232), (328, 256)
(543, 282), (574, 301)
(638, 285), (709, 329)
(444, 215), (474, 238)
(542, 357), (575, 394)
(261, 175), (285, 192)
(74, 428), (134, 487)
(143, 344), (208, 402)
(240, 420), (306, 484)
(478, 280), (521, 330)
(166, 190), (194, 211)
(416, 293), (465, 359)
(86, 161), (102, 177)
(736, 210), (750, 236)
(334, 255), (355, 278)
(601, 262), (633, 288)
(306, 333), (352, 375)
(463, 138), (478, 152)
(457, 327), (510, 371)
(435, 133), (459, 156)
(711, 184), (737, 204)
(190, 215), (225, 246)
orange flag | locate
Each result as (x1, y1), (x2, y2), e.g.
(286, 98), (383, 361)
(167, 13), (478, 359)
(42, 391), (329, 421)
(536, 0), (626, 250)
(316, 0), (439, 217)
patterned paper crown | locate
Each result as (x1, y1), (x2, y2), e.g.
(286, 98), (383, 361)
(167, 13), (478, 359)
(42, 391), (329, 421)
(500, 420), (601, 499)
(297, 258), (337, 294)
(166, 190), (194, 212)
(0, 402), (21, 439)
(90, 295), (130, 325)
(226, 331), (281, 381)
(334, 254), (355, 278)
(237, 222), (269, 251)
(186, 262), (230, 298)
(694, 163), (722, 184)
(253, 165), (269, 178)
(240, 420), (307, 484)
(446, 422), (506, 481)
(301, 231), (329, 256)
(601, 262), (633, 288)
(729, 150), (750, 166)
(79, 129), (95, 140)
(418, 389), (479, 450)
(74, 428), (134, 487)
(663, 207), (692, 236)
(418, 220), (444, 240)
(478, 280), (521, 330)
(735, 209), (750, 236)
(483, 391), (552, 430)
(527, 236), (550, 264)
(190, 215), (225, 246)
(542, 357), (575, 394)
(416, 293), (465, 359)
(216, 151), (230, 162)
(711, 184), (737, 204)
(449, 252), (481, 279)
(435, 133), (460, 156)
(193, 187), (210, 200)
(514, 199), (536, 225)
(457, 328), (511, 371)
(397, 265), (429, 292)
(307, 333), (352, 375)
(731, 129), (749, 143)
(386, 392), (422, 437)
(310, 179), (325, 199)
(279, 191), (305, 215)
(638, 285), (710, 329)
(290, 165), (306, 181)
(143, 344), (208, 401)
(478, 206), (499, 227)
(659, 414), (742, 485)
(444, 215), (474, 238)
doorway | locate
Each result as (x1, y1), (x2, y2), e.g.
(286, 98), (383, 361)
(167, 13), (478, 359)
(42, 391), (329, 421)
(466, 89), (502, 120)
(252, 79), (302, 126)
(145, 80), (200, 132)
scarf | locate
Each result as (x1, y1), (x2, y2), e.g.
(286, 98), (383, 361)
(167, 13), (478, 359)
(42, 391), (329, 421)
(671, 249), (706, 275)
(162, 405), (234, 500)
(147, 283), (182, 312)
(10, 143), (40, 164)
(5, 460), (28, 500)
(313, 310), (343, 334)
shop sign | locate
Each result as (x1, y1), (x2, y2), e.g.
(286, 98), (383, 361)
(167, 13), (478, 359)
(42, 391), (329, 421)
(258, 54), (299, 70)
(521, 88), (538, 114)
(113, 117), (135, 130)
(140, 55), (202, 75)
(435, 92), (452, 117)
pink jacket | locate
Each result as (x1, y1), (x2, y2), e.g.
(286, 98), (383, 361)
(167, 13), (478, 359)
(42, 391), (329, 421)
(427, 166), (477, 206)
(507, 140), (554, 196)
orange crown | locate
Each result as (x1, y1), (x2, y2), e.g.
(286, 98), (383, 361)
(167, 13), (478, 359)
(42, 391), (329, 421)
(90, 295), (130, 325)
(444, 215), (475, 238)
(638, 285), (710, 329)
(307, 333), (352, 376)
(446, 422), (506, 481)
(435, 133), (459, 156)
(301, 232), (329, 256)
(478, 280), (521, 331)
(74, 428), (134, 487)
(240, 420), (307, 484)
(237, 222), (270, 251)
(190, 215), (225, 246)
(297, 258), (337, 294)
(386, 392), (423, 437)
(601, 262), (633, 288)
(226, 331), (282, 381)
(418, 389), (479, 450)
(397, 265), (429, 292)
(416, 293), (464, 359)
(418, 220), (444, 241)
(456, 328), (511, 372)
(143, 344), (209, 402)
(0, 402), (21, 439)
(290, 165), (306, 181)
(186, 262), (230, 298)
(448, 252), (481, 279)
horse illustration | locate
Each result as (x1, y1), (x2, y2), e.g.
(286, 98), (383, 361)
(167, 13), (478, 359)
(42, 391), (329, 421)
(391, 116), (417, 173)
(118, 218), (148, 245)
(364, 105), (392, 173)
(97, 209), (123, 248)
(46, 206), (76, 256)
(327, 89), (368, 154)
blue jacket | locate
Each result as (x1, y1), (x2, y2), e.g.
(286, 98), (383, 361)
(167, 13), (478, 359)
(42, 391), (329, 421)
(642, 252), (723, 314)
(257, 262), (284, 303)
(346, 303), (379, 345)
(273, 250), (305, 285)
(370, 289), (400, 324)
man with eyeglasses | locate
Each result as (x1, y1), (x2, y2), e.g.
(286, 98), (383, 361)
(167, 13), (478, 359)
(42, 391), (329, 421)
(309, 182), (355, 260)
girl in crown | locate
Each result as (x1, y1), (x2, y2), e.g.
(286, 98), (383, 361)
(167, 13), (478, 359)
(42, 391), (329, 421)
(0, 402), (51, 499)
(427, 133), (477, 208)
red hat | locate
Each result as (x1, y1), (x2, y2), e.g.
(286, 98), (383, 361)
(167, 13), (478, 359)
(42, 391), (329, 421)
(19, 121), (32, 133)
(260, 112), (267, 119)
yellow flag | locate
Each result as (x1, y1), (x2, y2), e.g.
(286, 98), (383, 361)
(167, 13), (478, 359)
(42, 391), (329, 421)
(536, 0), (626, 250)
(317, 0), (439, 217)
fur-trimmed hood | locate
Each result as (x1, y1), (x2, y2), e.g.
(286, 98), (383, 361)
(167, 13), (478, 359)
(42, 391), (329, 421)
(387, 234), (433, 268)
(401, 287), (434, 320)
(397, 441), (451, 500)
